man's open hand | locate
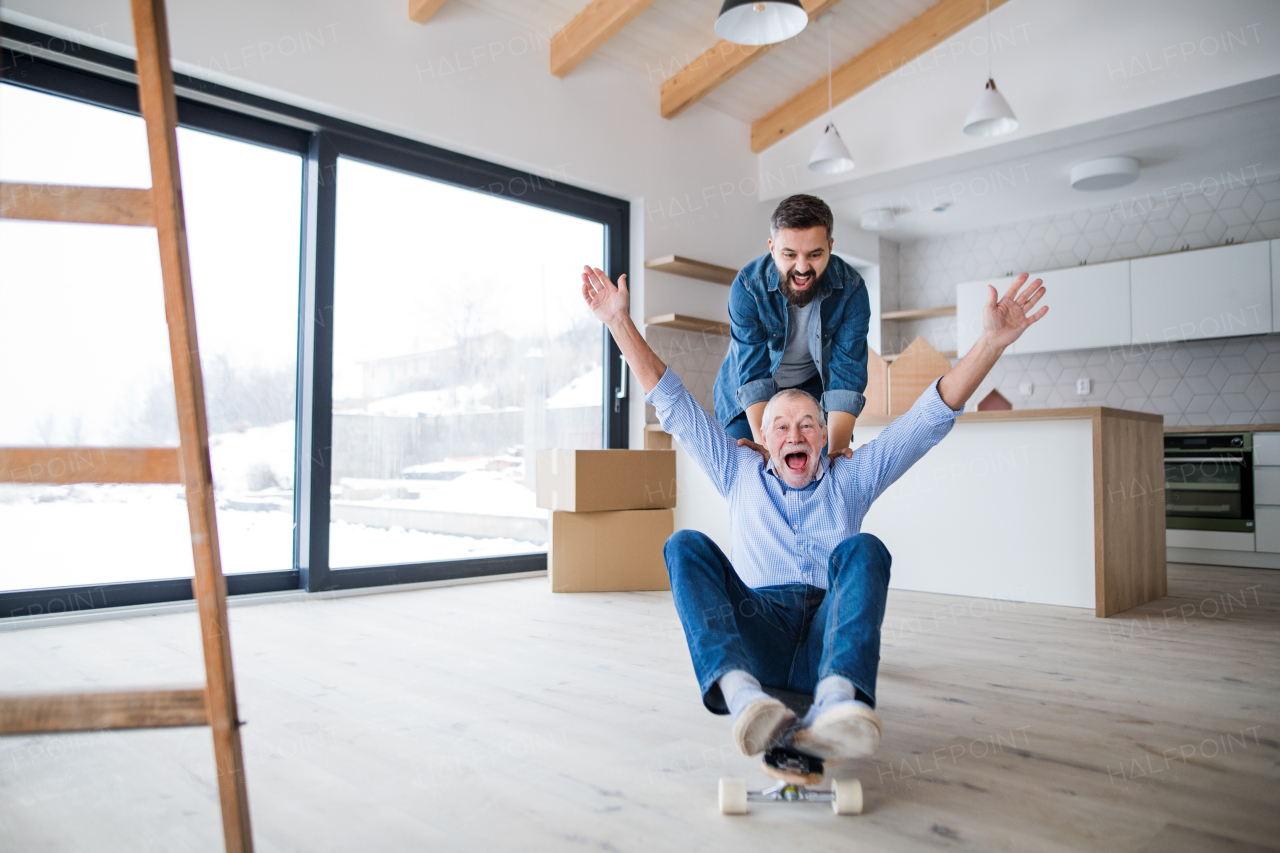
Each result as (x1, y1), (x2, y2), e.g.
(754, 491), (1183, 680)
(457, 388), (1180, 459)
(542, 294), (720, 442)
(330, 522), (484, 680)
(984, 273), (1047, 348)
(581, 266), (629, 328)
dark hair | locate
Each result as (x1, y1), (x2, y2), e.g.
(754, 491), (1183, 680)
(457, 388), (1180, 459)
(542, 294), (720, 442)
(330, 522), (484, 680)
(770, 194), (833, 238)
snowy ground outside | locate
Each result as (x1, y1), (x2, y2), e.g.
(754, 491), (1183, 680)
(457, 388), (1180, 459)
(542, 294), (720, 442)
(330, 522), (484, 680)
(0, 482), (543, 592)
(3, 415), (567, 592)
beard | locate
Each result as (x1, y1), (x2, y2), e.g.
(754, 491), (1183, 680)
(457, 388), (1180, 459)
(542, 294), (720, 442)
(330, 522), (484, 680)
(779, 268), (822, 307)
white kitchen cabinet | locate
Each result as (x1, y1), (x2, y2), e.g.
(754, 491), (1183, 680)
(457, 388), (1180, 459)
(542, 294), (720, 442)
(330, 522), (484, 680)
(1253, 433), (1280, 466)
(1272, 240), (1279, 333)
(1130, 241), (1272, 345)
(1012, 260), (1131, 355)
(1255, 507), (1280, 553)
(1166, 528), (1255, 551)
(955, 276), (1013, 357)
(1254, 467), (1280, 505)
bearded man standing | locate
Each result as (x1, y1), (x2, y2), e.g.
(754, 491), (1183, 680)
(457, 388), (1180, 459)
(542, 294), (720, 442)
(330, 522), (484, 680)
(715, 195), (869, 461)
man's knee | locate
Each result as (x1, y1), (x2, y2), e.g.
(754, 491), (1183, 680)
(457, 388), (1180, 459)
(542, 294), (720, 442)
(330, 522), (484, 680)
(665, 528), (711, 556)
(831, 532), (891, 580)
(664, 529), (716, 576)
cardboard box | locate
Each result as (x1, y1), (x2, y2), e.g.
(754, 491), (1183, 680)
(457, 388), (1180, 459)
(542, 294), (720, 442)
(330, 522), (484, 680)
(549, 509), (673, 593)
(536, 449), (675, 512)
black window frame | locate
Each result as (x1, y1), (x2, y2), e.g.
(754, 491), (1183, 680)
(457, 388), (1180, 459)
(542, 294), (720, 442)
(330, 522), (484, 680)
(0, 24), (629, 616)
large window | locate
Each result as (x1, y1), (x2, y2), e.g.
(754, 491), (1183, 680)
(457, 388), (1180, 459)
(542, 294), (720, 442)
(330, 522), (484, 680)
(329, 158), (604, 568)
(0, 28), (628, 613)
(0, 81), (302, 592)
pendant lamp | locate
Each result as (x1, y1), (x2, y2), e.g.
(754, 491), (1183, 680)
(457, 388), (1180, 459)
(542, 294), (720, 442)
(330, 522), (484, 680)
(808, 13), (854, 175)
(962, 0), (1018, 137)
(716, 0), (807, 46)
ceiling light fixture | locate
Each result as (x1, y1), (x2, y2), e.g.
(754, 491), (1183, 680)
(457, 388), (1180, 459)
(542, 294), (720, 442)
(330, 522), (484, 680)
(1070, 156), (1141, 190)
(861, 209), (896, 231)
(962, 0), (1018, 137)
(715, 0), (807, 46)
(808, 13), (854, 175)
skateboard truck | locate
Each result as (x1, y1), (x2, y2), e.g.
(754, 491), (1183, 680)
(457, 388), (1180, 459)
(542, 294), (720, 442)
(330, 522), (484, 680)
(719, 745), (862, 816)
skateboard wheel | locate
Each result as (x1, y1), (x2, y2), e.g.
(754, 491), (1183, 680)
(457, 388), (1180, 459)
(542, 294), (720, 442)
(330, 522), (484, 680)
(832, 777), (862, 815)
(719, 778), (747, 815)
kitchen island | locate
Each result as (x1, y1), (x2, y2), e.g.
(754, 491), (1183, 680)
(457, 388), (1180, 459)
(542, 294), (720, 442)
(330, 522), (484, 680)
(855, 406), (1166, 617)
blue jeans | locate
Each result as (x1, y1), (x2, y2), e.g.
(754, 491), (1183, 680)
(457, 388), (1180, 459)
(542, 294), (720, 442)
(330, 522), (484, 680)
(663, 529), (891, 715)
(723, 372), (825, 442)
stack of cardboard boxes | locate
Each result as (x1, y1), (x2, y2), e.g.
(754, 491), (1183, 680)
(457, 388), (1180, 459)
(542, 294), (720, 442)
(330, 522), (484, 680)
(535, 449), (677, 593)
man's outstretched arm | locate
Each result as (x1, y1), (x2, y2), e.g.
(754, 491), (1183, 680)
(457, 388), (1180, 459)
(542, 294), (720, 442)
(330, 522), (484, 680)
(581, 266), (745, 496)
(938, 273), (1047, 409)
(581, 266), (666, 392)
(840, 273), (1048, 505)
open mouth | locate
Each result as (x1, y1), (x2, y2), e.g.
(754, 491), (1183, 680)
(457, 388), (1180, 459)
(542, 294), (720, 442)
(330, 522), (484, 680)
(783, 451), (809, 474)
(789, 272), (814, 289)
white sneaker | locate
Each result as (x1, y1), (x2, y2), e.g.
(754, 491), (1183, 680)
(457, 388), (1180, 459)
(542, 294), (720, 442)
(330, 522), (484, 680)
(731, 697), (796, 756)
(792, 701), (882, 760)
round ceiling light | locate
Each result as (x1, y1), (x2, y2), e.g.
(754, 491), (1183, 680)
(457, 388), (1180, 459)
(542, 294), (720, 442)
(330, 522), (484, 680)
(715, 0), (808, 46)
(861, 209), (896, 231)
(1070, 156), (1140, 191)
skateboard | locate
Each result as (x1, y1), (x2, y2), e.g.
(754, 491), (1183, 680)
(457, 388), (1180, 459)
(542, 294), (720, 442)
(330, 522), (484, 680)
(718, 744), (862, 816)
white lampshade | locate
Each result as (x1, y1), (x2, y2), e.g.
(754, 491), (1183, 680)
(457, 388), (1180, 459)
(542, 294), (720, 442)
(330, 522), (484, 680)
(1070, 156), (1140, 190)
(808, 123), (854, 174)
(860, 209), (896, 231)
(963, 78), (1018, 138)
(715, 0), (808, 46)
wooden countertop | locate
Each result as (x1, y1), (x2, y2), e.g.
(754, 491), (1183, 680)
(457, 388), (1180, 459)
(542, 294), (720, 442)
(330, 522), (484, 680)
(1165, 423), (1280, 433)
(856, 406), (1163, 427)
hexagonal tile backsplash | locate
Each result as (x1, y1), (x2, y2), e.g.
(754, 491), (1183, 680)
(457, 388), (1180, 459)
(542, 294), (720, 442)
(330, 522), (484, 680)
(888, 173), (1280, 427)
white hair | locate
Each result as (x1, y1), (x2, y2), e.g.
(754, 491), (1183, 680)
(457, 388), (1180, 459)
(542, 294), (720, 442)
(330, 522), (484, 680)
(761, 388), (825, 433)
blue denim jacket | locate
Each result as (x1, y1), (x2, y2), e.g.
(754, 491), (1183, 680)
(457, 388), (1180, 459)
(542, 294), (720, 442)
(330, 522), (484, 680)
(713, 252), (869, 427)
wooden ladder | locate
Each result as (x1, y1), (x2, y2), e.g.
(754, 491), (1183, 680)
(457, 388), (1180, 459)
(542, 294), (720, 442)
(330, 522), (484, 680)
(0, 2), (254, 850)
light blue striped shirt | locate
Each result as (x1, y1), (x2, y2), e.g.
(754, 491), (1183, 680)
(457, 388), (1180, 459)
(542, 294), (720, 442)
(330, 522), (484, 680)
(647, 367), (962, 589)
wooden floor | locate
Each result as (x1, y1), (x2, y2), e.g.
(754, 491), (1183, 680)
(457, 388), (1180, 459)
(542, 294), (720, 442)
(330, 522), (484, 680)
(1, 563), (1277, 852)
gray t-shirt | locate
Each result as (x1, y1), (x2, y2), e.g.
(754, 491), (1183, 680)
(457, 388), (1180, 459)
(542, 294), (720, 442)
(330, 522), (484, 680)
(772, 300), (819, 388)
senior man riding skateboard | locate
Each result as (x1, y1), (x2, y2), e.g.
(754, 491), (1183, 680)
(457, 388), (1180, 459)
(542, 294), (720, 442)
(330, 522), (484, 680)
(581, 263), (1047, 760)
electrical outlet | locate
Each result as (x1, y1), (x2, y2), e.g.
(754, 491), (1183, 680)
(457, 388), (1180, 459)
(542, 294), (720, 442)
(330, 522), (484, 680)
(1076, 378), (1091, 395)
(1019, 381), (1034, 396)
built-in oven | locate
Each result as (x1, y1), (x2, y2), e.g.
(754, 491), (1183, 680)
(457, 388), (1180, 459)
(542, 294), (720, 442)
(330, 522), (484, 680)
(1164, 433), (1254, 532)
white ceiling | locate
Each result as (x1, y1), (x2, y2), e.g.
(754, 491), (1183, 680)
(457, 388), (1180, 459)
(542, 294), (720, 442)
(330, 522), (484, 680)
(824, 75), (1280, 240)
(455, 0), (940, 122)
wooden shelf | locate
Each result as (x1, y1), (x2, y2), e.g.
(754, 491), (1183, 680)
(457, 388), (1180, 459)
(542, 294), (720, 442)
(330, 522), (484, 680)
(644, 313), (731, 336)
(644, 255), (737, 286)
(881, 305), (956, 321)
(883, 350), (956, 363)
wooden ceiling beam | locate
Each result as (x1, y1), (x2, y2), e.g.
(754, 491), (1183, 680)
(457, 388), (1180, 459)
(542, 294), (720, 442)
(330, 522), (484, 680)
(409, 0), (448, 25)
(660, 0), (843, 120)
(551, 0), (660, 78)
(750, 0), (1012, 152)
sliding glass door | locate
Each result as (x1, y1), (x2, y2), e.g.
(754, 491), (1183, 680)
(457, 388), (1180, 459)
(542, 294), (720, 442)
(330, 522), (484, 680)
(328, 157), (605, 569)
